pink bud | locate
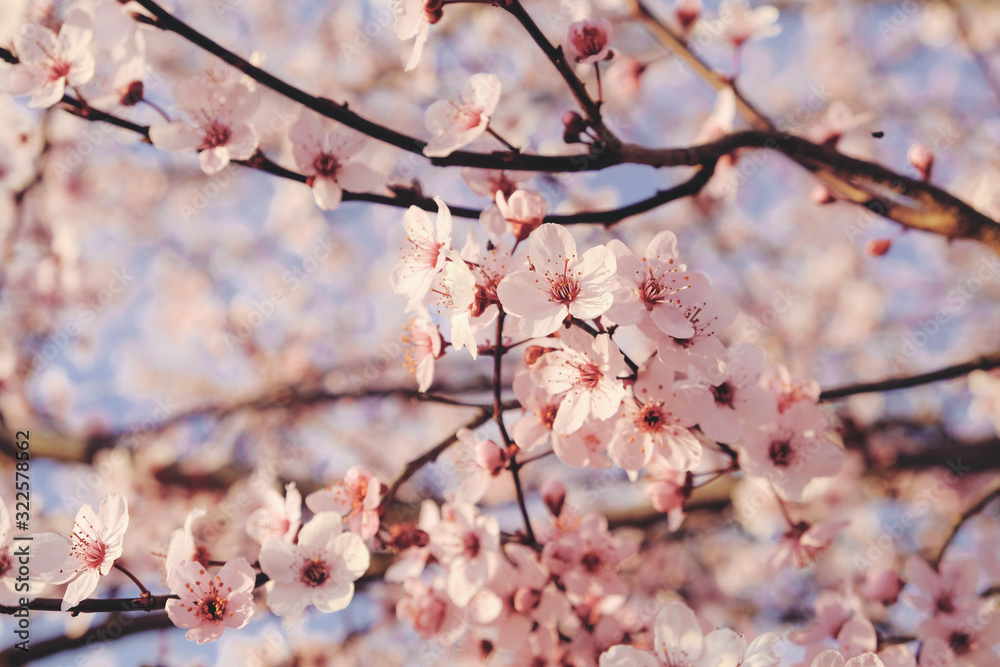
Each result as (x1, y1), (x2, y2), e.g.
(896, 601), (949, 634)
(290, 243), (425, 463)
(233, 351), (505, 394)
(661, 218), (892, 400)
(676, 0), (700, 32)
(524, 345), (548, 366)
(562, 111), (588, 144)
(566, 19), (613, 64)
(475, 439), (508, 476)
(812, 186), (835, 205)
(861, 568), (903, 604)
(865, 238), (892, 257)
(541, 480), (566, 517)
(907, 143), (934, 182)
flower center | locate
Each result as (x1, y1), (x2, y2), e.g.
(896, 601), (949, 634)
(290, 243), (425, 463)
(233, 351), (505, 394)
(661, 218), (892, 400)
(301, 559), (329, 587)
(48, 60), (71, 82)
(541, 404), (559, 430)
(639, 277), (670, 308)
(581, 551), (602, 573)
(70, 529), (108, 569)
(463, 532), (482, 558)
(936, 596), (955, 614)
(199, 594), (227, 621)
(577, 26), (606, 56)
(549, 275), (580, 305)
(575, 362), (604, 389)
(949, 631), (972, 655)
(637, 404), (666, 433)
(0, 550), (10, 577)
(313, 152), (340, 177)
(769, 439), (794, 468)
(201, 121), (232, 149)
(711, 382), (735, 408)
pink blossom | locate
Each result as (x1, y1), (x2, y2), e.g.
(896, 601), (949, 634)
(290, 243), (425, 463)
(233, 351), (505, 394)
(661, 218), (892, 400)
(165, 557), (256, 643)
(916, 603), (1000, 667)
(42, 492), (129, 611)
(448, 428), (507, 505)
(461, 167), (526, 200)
(811, 651), (886, 667)
(149, 78), (259, 175)
(684, 343), (777, 444)
(600, 600), (782, 666)
(428, 502), (500, 607)
(769, 519), (849, 571)
(401, 306), (444, 391)
(305, 467), (382, 540)
(490, 544), (569, 646)
(497, 224), (616, 337)
(495, 189), (548, 242)
(608, 358), (701, 476)
(245, 481), (301, 543)
(423, 73), (502, 157)
(396, 577), (502, 645)
(542, 513), (637, 598)
(258, 512), (370, 616)
(0, 12), (95, 108)
(552, 415), (616, 469)
(903, 557), (978, 619)
(535, 328), (627, 434)
(289, 109), (381, 211)
(390, 198), (452, 312)
(566, 19), (614, 64)
(711, 0), (782, 48)
(394, 0), (433, 71)
(644, 457), (692, 531)
(605, 232), (697, 340)
(165, 508), (212, 575)
(739, 401), (844, 501)
(791, 590), (860, 645)
(654, 273), (737, 374)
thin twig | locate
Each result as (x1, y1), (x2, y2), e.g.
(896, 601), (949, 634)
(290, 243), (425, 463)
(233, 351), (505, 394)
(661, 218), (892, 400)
(820, 352), (1000, 401)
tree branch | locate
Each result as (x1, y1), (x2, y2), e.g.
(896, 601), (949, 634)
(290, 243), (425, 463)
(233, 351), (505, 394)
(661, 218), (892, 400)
(820, 351), (1000, 401)
(928, 473), (1000, 569)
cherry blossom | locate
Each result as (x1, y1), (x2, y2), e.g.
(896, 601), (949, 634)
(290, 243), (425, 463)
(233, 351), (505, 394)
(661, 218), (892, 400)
(600, 600), (782, 666)
(542, 513), (637, 598)
(289, 109), (381, 211)
(41, 492), (129, 611)
(608, 358), (701, 476)
(534, 328), (627, 434)
(394, 0), (434, 71)
(644, 457), (692, 531)
(390, 198), (452, 312)
(401, 305), (444, 391)
(149, 77), (259, 175)
(305, 467), (382, 540)
(566, 19), (614, 64)
(165, 508), (212, 575)
(769, 519), (849, 571)
(683, 343), (777, 444)
(739, 400), (844, 501)
(490, 544), (569, 646)
(916, 602), (1000, 667)
(654, 273), (737, 374)
(396, 577), (502, 645)
(258, 512), (370, 616)
(0, 11), (95, 108)
(245, 481), (301, 543)
(495, 189), (548, 242)
(165, 557), (256, 643)
(713, 0), (782, 48)
(427, 502), (500, 607)
(423, 73), (502, 157)
(903, 557), (978, 619)
(497, 223), (616, 338)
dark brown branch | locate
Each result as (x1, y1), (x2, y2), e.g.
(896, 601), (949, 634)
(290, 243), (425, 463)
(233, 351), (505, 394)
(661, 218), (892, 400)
(0, 612), (175, 665)
(820, 352), (1000, 401)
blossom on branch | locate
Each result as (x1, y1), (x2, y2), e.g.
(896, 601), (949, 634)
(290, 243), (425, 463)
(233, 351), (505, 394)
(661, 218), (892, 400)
(423, 73), (501, 157)
(566, 19), (614, 64)
(0, 11), (95, 108)
(165, 557), (256, 643)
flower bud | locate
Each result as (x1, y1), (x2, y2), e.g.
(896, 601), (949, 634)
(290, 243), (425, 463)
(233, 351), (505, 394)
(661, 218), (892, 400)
(865, 238), (892, 257)
(541, 479), (566, 517)
(476, 439), (508, 476)
(907, 143), (934, 182)
(566, 18), (613, 64)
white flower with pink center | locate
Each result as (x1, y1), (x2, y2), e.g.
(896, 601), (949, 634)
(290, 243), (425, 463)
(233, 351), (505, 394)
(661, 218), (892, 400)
(683, 343), (777, 444)
(0, 11), (95, 108)
(495, 189), (548, 242)
(608, 358), (701, 477)
(394, 0), (433, 72)
(165, 508), (212, 575)
(497, 223), (616, 338)
(423, 73), (502, 157)
(390, 198), (452, 312)
(542, 513), (637, 598)
(42, 492), (128, 611)
(401, 306), (444, 392)
(600, 600), (783, 666)
(305, 466), (382, 540)
(428, 502), (500, 607)
(258, 512), (370, 616)
(605, 232), (699, 340)
(165, 557), (256, 643)
(289, 109), (382, 211)
(653, 272), (736, 374)
(149, 78), (259, 175)
(738, 400), (844, 501)
(903, 557), (978, 619)
(245, 481), (301, 543)
(535, 328), (627, 435)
